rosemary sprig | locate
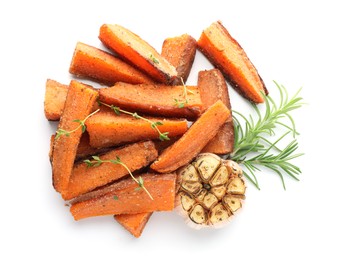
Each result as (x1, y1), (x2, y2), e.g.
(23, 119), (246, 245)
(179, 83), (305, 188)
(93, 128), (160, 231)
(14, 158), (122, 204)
(55, 109), (100, 139)
(174, 78), (194, 108)
(98, 101), (169, 141)
(84, 155), (154, 200)
(227, 82), (304, 189)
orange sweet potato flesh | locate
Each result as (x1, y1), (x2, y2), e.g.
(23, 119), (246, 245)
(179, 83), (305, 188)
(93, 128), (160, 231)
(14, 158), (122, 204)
(49, 132), (112, 163)
(198, 69), (234, 154)
(86, 110), (188, 149)
(44, 78), (99, 121)
(150, 100), (231, 173)
(115, 212), (153, 238)
(99, 24), (177, 84)
(63, 141), (158, 200)
(161, 34), (197, 85)
(197, 21), (268, 103)
(99, 82), (203, 120)
(70, 173), (176, 220)
(69, 42), (154, 85)
(44, 79), (68, 121)
(52, 80), (98, 194)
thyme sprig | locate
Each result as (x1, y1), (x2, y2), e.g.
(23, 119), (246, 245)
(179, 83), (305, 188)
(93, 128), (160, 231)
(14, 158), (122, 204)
(149, 53), (159, 64)
(227, 82), (304, 190)
(174, 78), (194, 108)
(55, 109), (100, 140)
(98, 101), (169, 141)
(84, 155), (153, 200)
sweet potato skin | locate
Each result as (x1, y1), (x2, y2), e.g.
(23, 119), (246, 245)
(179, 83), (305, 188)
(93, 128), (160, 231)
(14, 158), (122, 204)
(197, 21), (267, 103)
(86, 110), (188, 149)
(150, 100), (231, 173)
(99, 82), (203, 120)
(69, 42), (154, 85)
(99, 24), (177, 84)
(52, 80), (99, 194)
(70, 173), (176, 220)
(63, 141), (158, 200)
(44, 79), (68, 121)
(198, 69), (234, 154)
(115, 212), (153, 238)
(161, 34), (197, 85)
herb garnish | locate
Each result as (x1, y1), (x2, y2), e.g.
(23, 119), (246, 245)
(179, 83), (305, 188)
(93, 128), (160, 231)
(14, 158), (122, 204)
(227, 82), (304, 190)
(84, 155), (153, 200)
(149, 54), (159, 64)
(174, 78), (194, 108)
(98, 101), (169, 141)
(55, 109), (100, 140)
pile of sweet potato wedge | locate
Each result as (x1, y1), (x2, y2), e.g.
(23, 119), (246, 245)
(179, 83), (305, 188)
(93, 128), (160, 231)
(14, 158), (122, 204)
(45, 21), (267, 238)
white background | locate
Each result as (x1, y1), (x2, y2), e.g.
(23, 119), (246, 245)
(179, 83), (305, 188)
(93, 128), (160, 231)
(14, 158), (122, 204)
(1, 0), (343, 259)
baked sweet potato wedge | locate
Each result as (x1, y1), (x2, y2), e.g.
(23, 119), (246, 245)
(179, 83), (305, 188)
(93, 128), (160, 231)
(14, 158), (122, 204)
(86, 110), (188, 149)
(161, 34), (197, 85)
(44, 79), (68, 121)
(99, 24), (177, 84)
(69, 42), (154, 85)
(198, 69), (234, 154)
(63, 141), (158, 200)
(70, 173), (176, 220)
(52, 80), (98, 194)
(197, 21), (268, 103)
(150, 100), (231, 173)
(115, 212), (153, 238)
(49, 133), (112, 163)
(99, 82), (203, 120)
(153, 137), (180, 155)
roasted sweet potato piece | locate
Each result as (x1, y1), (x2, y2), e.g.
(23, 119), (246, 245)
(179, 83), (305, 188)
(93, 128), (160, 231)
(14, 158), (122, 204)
(197, 21), (268, 103)
(115, 212), (153, 238)
(150, 100), (231, 173)
(161, 34), (197, 85)
(52, 80), (98, 194)
(198, 69), (234, 154)
(74, 132), (106, 160)
(49, 133), (111, 163)
(99, 24), (177, 84)
(44, 79), (68, 121)
(44, 78), (100, 121)
(70, 173), (176, 220)
(86, 110), (188, 149)
(69, 42), (154, 85)
(153, 137), (180, 155)
(99, 82), (203, 120)
(63, 141), (158, 200)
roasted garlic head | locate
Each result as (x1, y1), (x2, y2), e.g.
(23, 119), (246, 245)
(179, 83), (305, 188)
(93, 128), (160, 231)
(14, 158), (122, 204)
(176, 153), (245, 229)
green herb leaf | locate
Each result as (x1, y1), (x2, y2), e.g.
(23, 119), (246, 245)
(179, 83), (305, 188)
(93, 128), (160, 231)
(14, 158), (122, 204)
(228, 82), (304, 189)
(159, 132), (170, 141)
(132, 112), (140, 119)
(111, 105), (121, 115)
(138, 176), (144, 187)
(150, 54), (159, 64)
(83, 159), (93, 168)
(81, 124), (86, 133)
(151, 121), (163, 129)
(113, 195), (119, 200)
